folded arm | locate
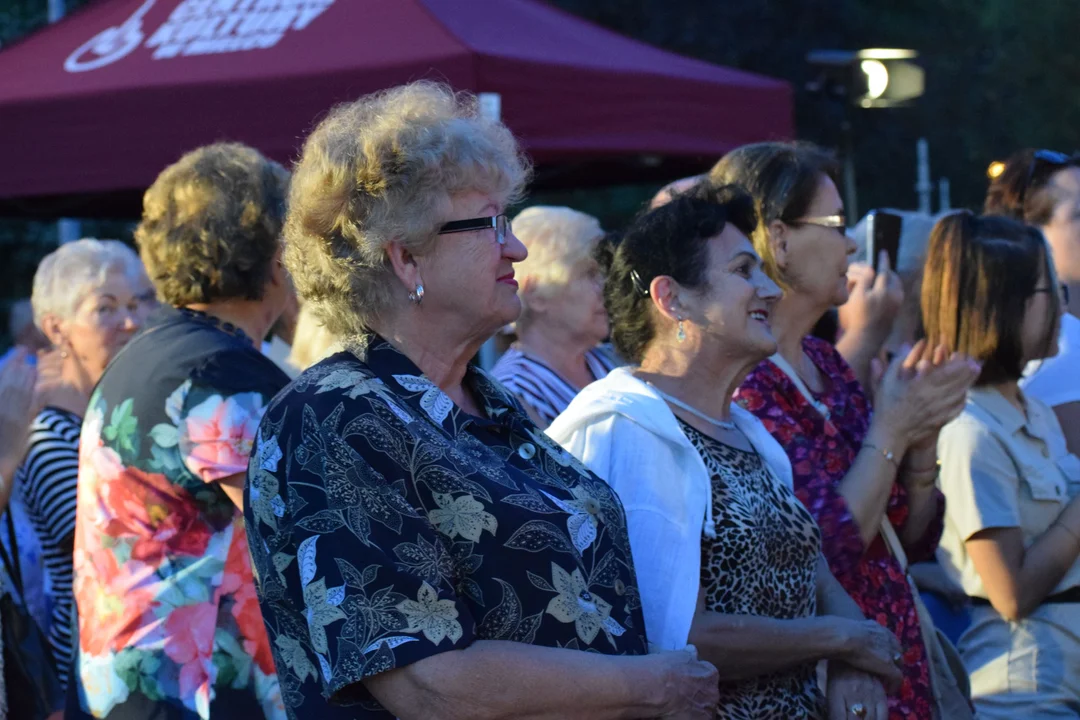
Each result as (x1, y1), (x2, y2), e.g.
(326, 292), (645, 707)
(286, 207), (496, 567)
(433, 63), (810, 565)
(363, 640), (703, 720)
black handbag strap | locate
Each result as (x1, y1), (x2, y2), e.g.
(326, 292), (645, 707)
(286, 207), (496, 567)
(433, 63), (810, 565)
(0, 509), (25, 600)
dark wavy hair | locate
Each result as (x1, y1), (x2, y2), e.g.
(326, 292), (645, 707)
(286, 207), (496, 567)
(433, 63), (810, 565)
(921, 211), (1060, 385)
(605, 184), (758, 363)
(984, 149), (1080, 226)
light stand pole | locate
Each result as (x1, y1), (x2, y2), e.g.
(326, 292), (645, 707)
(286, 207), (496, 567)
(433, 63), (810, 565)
(841, 111), (858, 220)
(806, 49), (924, 219)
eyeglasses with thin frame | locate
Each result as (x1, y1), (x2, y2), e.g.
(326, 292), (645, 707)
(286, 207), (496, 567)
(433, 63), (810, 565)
(1034, 282), (1070, 306)
(795, 214), (848, 233)
(1019, 150), (1076, 210)
(437, 214), (511, 245)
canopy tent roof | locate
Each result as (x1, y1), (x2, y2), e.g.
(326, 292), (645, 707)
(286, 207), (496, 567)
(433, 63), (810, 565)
(0, 0), (793, 216)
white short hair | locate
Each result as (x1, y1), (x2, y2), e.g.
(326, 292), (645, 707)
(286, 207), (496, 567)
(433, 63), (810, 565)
(512, 206), (603, 328)
(32, 239), (146, 327)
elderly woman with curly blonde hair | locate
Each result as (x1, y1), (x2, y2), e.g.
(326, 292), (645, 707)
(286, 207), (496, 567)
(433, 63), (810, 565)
(244, 81), (720, 720)
(70, 143), (294, 720)
(490, 206), (618, 428)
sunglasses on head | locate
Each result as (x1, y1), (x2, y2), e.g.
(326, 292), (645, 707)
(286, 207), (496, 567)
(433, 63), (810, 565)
(1019, 150), (1077, 209)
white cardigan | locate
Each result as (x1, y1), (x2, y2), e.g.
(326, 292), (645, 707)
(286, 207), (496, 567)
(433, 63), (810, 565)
(546, 367), (794, 653)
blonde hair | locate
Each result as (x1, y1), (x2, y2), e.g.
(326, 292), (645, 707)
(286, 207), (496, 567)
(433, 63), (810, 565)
(286, 304), (342, 372)
(135, 142), (289, 306)
(32, 238), (146, 327)
(512, 206), (603, 329)
(283, 81), (532, 340)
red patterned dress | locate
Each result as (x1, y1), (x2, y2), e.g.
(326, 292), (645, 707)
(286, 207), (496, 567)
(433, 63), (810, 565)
(734, 336), (944, 720)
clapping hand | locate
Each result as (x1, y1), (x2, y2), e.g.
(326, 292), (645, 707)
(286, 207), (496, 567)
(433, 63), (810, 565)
(0, 349), (38, 482)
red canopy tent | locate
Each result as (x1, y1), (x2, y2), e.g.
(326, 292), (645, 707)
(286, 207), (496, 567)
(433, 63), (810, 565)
(0, 0), (793, 216)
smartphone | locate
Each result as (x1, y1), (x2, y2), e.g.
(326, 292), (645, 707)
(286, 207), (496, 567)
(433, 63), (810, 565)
(865, 210), (903, 271)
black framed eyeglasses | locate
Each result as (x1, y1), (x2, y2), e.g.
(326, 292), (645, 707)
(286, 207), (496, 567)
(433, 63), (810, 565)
(437, 214), (511, 245)
(1019, 150), (1076, 210)
(1034, 282), (1071, 306)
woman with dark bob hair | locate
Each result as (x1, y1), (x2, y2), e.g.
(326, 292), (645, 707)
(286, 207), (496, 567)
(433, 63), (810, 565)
(550, 185), (905, 720)
(244, 81), (719, 720)
(70, 142), (294, 719)
(985, 149), (1080, 457)
(926, 212), (1080, 718)
(713, 142), (980, 719)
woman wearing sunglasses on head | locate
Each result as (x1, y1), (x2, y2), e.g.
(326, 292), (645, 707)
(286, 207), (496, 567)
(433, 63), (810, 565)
(986, 149), (1080, 458)
(712, 142), (980, 720)
(926, 211), (1080, 718)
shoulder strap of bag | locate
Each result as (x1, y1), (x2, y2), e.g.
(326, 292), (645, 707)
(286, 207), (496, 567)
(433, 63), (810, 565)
(768, 352), (833, 422)
(879, 517), (910, 572)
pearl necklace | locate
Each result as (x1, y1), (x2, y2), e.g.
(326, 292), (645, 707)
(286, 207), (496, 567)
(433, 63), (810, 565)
(644, 381), (737, 431)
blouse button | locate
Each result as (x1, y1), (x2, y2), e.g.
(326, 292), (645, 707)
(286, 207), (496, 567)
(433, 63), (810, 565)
(517, 443), (537, 460)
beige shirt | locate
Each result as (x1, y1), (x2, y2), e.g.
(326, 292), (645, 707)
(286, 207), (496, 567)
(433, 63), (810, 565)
(937, 387), (1080, 598)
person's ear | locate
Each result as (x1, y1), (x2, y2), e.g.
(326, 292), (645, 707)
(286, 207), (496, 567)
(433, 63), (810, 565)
(767, 220), (790, 274)
(385, 240), (423, 297)
(518, 276), (547, 313)
(269, 245), (289, 288)
(38, 314), (66, 350)
(648, 275), (684, 322)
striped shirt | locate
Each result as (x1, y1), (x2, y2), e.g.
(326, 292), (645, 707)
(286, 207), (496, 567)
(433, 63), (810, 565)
(491, 344), (620, 427)
(13, 407), (81, 685)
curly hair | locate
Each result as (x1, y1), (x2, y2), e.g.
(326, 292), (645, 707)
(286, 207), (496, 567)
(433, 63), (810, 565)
(135, 142), (289, 306)
(605, 184), (758, 363)
(283, 81), (532, 340)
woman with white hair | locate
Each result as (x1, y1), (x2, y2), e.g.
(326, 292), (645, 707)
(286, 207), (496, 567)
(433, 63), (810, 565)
(491, 206), (618, 428)
(10, 238), (153, 693)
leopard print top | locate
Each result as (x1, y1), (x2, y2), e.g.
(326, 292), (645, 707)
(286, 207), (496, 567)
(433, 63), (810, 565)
(680, 420), (825, 719)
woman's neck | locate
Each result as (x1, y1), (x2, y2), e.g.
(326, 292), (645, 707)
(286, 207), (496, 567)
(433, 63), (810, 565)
(370, 312), (486, 413)
(185, 299), (275, 346)
(637, 342), (760, 423)
(771, 292), (826, 373)
(515, 322), (593, 389)
(989, 380), (1024, 413)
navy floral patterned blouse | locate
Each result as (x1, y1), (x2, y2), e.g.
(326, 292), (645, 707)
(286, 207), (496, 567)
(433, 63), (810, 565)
(245, 337), (648, 719)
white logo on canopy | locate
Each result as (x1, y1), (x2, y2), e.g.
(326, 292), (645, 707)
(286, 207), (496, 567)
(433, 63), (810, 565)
(64, 0), (335, 73)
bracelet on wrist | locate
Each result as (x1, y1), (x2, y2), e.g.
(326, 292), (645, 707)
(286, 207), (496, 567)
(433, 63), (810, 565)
(902, 460), (941, 475)
(862, 442), (899, 469)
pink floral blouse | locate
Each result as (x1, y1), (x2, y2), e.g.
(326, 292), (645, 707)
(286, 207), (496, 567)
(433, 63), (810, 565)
(71, 307), (290, 720)
(735, 336), (944, 720)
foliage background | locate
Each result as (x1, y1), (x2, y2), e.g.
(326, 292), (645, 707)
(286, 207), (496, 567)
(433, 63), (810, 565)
(3, 0), (1078, 341)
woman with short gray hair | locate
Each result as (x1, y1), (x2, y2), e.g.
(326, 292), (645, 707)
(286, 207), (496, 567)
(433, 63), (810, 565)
(491, 205), (618, 428)
(12, 238), (153, 695)
(247, 80), (720, 720)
